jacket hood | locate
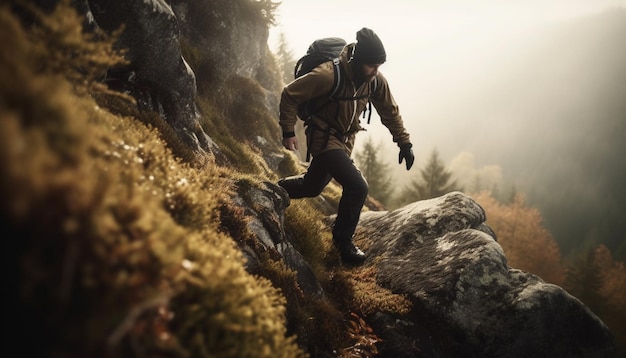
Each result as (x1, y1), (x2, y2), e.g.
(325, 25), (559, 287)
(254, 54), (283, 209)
(340, 43), (357, 80)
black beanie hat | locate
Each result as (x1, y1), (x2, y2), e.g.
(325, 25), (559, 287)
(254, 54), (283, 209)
(353, 28), (386, 64)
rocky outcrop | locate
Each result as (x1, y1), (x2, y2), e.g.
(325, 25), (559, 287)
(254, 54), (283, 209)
(248, 187), (615, 357)
(169, 0), (283, 154)
(170, 0), (274, 87)
(355, 192), (614, 357)
(232, 180), (324, 298)
(83, 0), (218, 156)
(17, 0), (279, 161)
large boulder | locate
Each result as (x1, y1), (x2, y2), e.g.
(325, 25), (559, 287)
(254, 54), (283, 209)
(355, 192), (615, 357)
(233, 184), (616, 356)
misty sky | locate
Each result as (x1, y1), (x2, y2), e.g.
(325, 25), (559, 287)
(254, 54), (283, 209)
(270, 0), (624, 188)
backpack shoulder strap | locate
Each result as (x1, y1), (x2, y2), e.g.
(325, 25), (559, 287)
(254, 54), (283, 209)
(328, 57), (342, 100)
(362, 77), (378, 124)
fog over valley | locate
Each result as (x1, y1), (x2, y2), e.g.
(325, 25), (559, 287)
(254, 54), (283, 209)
(270, 1), (626, 260)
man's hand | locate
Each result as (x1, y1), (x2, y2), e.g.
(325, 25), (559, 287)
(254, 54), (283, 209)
(283, 136), (298, 151)
(399, 143), (414, 170)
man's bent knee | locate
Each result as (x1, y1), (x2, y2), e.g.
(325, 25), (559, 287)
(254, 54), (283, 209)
(346, 177), (368, 200)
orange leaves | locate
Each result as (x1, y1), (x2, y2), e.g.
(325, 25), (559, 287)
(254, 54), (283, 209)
(473, 191), (566, 285)
(593, 245), (626, 347)
(338, 312), (382, 357)
(595, 245), (626, 309)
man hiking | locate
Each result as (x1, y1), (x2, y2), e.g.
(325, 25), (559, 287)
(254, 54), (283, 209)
(278, 27), (414, 265)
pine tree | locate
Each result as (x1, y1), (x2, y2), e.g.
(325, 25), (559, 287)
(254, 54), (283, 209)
(354, 137), (393, 207)
(399, 148), (461, 204)
(275, 32), (296, 85)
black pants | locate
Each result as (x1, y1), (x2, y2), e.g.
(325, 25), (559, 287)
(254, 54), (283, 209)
(278, 149), (368, 242)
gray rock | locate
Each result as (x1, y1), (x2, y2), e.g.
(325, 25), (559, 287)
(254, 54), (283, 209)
(86, 0), (218, 155)
(253, 185), (615, 355)
(234, 180), (324, 298)
(356, 191), (615, 357)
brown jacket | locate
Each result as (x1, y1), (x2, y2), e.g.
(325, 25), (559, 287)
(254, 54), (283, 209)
(279, 43), (411, 157)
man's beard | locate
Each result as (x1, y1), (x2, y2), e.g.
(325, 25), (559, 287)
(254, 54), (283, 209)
(352, 63), (373, 85)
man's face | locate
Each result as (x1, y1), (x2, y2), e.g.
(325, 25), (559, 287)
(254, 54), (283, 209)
(360, 63), (382, 80)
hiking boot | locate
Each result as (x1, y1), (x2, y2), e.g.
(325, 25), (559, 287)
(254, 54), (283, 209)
(333, 238), (366, 265)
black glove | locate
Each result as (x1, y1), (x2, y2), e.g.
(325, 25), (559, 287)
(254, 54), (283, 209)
(399, 143), (414, 170)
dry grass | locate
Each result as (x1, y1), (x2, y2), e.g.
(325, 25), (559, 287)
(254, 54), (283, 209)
(1, 1), (417, 356)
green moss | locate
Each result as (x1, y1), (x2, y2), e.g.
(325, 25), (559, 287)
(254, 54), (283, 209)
(321, 182), (343, 213)
(171, 233), (304, 358)
(13, 0), (128, 96)
(197, 96), (270, 175)
(276, 149), (303, 178)
(1, 4), (302, 357)
(2, 1), (420, 357)
(196, 75), (282, 173)
(283, 201), (329, 272)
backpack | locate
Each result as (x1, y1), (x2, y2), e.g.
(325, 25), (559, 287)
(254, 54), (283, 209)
(293, 37), (376, 124)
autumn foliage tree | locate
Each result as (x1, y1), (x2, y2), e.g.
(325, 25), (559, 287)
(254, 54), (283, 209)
(565, 245), (626, 353)
(473, 191), (566, 286)
(594, 245), (626, 325)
